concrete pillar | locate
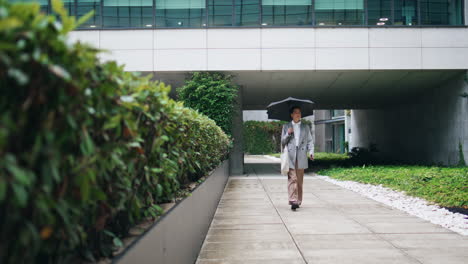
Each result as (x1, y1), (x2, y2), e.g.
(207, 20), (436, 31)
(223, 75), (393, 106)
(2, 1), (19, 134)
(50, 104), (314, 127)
(229, 86), (244, 175)
(344, 110), (351, 152)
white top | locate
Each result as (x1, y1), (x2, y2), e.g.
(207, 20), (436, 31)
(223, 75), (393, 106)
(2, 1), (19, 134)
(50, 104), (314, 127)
(292, 120), (301, 147)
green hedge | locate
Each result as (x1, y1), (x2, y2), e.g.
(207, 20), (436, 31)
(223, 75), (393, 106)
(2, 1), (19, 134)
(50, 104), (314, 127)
(176, 72), (238, 137)
(243, 120), (313, 154)
(0, 1), (230, 263)
(243, 121), (286, 154)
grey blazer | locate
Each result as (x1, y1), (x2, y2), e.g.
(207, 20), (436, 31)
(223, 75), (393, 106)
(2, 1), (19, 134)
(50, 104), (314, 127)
(281, 122), (314, 169)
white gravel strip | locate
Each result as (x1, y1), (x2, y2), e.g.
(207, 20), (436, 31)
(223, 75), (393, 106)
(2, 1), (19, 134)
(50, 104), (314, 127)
(315, 175), (468, 236)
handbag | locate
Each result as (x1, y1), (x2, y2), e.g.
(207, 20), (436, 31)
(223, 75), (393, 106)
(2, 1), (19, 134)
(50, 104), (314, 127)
(280, 144), (289, 175)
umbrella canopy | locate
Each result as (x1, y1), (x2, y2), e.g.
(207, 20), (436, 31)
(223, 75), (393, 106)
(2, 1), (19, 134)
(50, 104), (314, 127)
(266, 97), (315, 121)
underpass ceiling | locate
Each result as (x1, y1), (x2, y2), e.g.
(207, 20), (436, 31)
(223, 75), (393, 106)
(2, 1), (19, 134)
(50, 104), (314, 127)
(149, 70), (464, 110)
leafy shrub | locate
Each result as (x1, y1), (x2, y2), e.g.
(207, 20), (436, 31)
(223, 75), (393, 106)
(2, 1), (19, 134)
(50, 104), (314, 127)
(176, 72), (238, 137)
(0, 1), (230, 263)
(243, 121), (286, 154)
(243, 120), (313, 154)
(348, 144), (379, 165)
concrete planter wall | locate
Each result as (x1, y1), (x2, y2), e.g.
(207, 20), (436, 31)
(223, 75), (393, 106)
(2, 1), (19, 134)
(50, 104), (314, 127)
(113, 160), (229, 264)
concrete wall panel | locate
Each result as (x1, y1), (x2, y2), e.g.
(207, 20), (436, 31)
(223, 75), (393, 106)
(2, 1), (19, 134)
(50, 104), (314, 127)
(369, 28), (422, 47)
(68, 30), (100, 47)
(155, 29), (206, 49)
(207, 28), (261, 49)
(70, 28), (468, 71)
(261, 28), (315, 48)
(100, 30), (153, 50)
(316, 28), (368, 48)
(154, 49), (207, 71)
(261, 48), (315, 70)
(422, 28), (468, 48)
(99, 50), (153, 71)
(370, 48), (422, 69)
(208, 49), (261, 70)
(422, 48), (468, 69)
(316, 48), (369, 69)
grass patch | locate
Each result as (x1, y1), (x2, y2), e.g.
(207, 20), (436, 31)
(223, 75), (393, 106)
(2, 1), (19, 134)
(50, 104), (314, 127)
(267, 152), (467, 209)
(317, 165), (468, 208)
(268, 153), (281, 158)
(267, 152), (349, 160)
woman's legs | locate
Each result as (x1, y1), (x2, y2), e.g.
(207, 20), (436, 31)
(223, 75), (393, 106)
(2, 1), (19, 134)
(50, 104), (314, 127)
(288, 158), (304, 206)
(296, 165), (304, 205)
(287, 167), (298, 205)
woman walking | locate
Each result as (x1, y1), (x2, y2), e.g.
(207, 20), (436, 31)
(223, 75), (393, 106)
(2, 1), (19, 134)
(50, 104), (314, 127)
(281, 106), (314, 211)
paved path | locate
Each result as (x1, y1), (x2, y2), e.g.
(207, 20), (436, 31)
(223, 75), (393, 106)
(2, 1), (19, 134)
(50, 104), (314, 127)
(196, 156), (468, 264)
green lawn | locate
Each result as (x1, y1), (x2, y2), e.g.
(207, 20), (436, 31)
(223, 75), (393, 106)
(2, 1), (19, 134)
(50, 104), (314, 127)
(318, 165), (468, 208)
(268, 152), (349, 160)
(267, 152), (467, 208)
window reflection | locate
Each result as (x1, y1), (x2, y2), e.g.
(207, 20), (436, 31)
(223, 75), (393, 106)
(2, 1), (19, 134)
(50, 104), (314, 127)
(10, 0), (49, 13)
(262, 0), (312, 26)
(63, 0), (76, 17)
(8, 0), (467, 28)
(103, 0), (153, 28)
(394, 0), (418, 25)
(420, 0), (463, 25)
(155, 0), (206, 28)
(77, 0), (101, 28)
(315, 0), (365, 26)
(209, 0), (260, 26)
(208, 0), (233, 26)
(368, 0), (392, 26)
(235, 0), (259, 26)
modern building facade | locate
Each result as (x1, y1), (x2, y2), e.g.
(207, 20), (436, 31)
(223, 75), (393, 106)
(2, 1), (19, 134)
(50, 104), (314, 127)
(15, 0), (466, 29)
(314, 109), (350, 154)
(15, 0), (468, 172)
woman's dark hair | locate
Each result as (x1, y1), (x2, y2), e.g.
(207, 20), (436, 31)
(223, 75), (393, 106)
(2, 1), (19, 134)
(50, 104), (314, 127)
(289, 105), (301, 114)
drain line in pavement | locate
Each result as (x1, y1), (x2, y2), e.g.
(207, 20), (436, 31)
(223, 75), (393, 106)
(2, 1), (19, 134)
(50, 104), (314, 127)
(252, 166), (309, 264)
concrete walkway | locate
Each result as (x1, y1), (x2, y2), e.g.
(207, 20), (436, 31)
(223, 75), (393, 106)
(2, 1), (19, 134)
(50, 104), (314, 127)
(196, 156), (468, 264)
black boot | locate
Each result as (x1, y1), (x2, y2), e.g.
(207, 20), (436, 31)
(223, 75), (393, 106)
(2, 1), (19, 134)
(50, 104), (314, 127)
(291, 203), (299, 210)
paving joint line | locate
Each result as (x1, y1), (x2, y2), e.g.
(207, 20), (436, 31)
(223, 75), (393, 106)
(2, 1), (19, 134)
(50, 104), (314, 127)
(311, 177), (425, 264)
(252, 166), (309, 264)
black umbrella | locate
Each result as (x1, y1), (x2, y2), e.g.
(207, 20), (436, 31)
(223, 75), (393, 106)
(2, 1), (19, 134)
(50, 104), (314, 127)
(266, 97), (315, 121)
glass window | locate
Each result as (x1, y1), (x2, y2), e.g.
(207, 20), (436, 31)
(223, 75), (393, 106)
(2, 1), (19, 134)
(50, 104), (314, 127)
(332, 123), (345, 153)
(208, 0), (259, 27)
(155, 0), (206, 28)
(332, 109), (345, 117)
(235, 0), (259, 26)
(420, 0), (463, 25)
(103, 0), (153, 28)
(315, 0), (365, 26)
(208, 0), (233, 26)
(262, 0), (312, 26)
(394, 0), (418, 25)
(368, 0), (392, 26)
(63, 0), (76, 17)
(77, 0), (101, 28)
(9, 0), (49, 13)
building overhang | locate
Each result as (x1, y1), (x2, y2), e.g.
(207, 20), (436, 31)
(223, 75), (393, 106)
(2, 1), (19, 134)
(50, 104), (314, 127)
(151, 69), (465, 109)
